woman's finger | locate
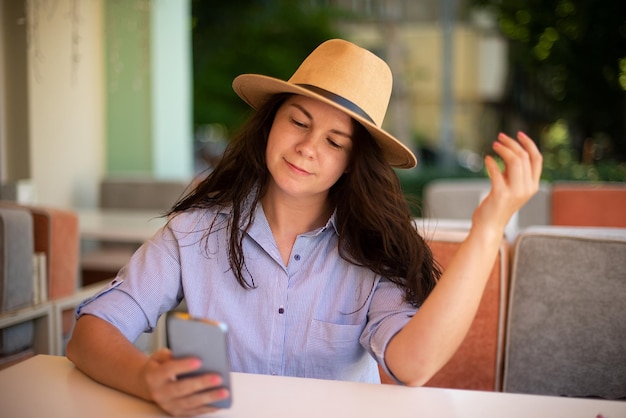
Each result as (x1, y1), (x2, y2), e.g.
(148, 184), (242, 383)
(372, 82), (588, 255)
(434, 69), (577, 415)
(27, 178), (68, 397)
(492, 137), (526, 187)
(517, 131), (543, 183)
(484, 154), (504, 190)
(159, 376), (228, 416)
(146, 351), (201, 386)
(497, 132), (526, 157)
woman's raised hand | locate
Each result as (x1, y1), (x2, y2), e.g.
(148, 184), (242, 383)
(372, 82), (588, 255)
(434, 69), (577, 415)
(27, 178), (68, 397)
(473, 131), (543, 233)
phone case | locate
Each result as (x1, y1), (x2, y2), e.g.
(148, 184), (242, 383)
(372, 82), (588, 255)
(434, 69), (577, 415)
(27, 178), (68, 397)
(166, 312), (232, 408)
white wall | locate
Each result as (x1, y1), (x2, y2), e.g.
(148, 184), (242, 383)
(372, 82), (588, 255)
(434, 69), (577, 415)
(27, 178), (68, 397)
(151, 0), (193, 180)
(27, 0), (105, 209)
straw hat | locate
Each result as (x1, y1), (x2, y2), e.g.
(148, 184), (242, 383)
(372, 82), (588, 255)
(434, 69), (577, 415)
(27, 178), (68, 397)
(232, 39), (417, 169)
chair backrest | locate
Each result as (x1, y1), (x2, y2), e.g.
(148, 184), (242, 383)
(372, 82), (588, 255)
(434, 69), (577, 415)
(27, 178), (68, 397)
(99, 178), (189, 211)
(0, 207), (34, 312)
(0, 206), (35, 357)
(551, 181), (626, 227)
(503, 226), (626, 399)
(28, 206), (80, 300)
(423, 179), (488, 220)
(423, 178), (551, 230)
(380, 219), (510, 392)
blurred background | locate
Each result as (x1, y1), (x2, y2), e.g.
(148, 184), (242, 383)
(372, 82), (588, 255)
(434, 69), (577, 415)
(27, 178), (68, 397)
(1, 0), (625, 212)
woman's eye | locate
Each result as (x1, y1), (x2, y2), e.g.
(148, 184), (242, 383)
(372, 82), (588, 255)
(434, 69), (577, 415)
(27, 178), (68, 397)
(327, 138), (342, 149)
(291, 118), (307, 128)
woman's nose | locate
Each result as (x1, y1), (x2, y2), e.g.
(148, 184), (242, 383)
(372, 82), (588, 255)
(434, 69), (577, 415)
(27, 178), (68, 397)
(295, 134), (318, 158)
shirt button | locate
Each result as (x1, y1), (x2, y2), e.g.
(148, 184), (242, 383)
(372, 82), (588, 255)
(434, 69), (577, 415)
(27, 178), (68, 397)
(278, 307), (285, 314)
(293, 254), (301, 261)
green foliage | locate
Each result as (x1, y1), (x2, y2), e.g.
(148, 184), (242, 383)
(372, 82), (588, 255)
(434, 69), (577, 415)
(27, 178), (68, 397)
(541, 120), (626, 181)
(191, 0), (341, 136)
(469, 0), (626, 161)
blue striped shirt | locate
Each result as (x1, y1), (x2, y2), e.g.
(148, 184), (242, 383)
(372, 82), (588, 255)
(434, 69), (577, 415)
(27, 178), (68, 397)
(77, 202), (417, 383)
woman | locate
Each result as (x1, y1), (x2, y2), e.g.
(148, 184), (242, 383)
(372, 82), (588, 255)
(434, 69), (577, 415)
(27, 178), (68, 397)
(67, 39), (542, 416)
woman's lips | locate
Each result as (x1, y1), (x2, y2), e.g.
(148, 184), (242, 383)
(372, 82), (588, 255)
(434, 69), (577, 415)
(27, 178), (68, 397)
(286, 159), (310, 175)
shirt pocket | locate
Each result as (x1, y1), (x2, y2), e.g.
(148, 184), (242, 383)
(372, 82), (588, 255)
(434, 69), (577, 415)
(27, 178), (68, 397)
(305, 319), (367, 380)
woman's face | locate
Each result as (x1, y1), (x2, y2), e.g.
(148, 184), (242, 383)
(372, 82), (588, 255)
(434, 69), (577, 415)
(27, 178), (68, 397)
(265, 95), (353, 202)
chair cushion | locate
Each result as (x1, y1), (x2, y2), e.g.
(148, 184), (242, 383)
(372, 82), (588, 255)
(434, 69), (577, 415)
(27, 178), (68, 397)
(504, 226), (626, 399)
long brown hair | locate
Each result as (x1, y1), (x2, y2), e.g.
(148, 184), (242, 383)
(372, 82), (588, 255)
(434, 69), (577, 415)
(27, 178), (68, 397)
(169, 93), (440, 306)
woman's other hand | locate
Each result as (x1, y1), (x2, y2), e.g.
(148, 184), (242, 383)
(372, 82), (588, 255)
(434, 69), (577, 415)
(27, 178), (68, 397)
(142, 348), (230, 416)
(474, 131), (543, 233)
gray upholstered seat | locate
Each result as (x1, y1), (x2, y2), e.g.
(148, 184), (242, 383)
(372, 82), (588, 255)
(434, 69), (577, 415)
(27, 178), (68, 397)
(0, 207), (35, 355)
(503, 226), (626, 400)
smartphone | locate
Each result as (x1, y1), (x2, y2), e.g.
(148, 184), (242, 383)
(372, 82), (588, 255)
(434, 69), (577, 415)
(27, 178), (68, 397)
(166, 312), (232, 409)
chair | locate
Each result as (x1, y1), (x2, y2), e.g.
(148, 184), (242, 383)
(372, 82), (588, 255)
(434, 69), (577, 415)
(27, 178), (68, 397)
(380, 219), (510, 391)
(0, 202), (80, 297)
(551, 181), (626, 227)
(503, 226), (626, 399)
(0, 202), (80, 356)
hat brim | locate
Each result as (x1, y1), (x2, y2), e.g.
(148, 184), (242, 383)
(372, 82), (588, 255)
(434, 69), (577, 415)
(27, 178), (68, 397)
(232, 74), (417, 169)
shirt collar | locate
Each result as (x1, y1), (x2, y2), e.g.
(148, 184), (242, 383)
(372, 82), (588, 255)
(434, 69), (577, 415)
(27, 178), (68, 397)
(326, 209), (340, 236)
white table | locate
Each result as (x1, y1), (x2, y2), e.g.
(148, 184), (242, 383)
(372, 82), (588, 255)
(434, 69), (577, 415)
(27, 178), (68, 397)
(77, 209), (166, 243)
(0, 355), (624, 418)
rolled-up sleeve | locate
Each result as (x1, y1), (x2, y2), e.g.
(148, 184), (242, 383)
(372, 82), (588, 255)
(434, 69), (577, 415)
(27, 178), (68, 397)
(76, 223), (186, 343)
(361, 278), (416, 384)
